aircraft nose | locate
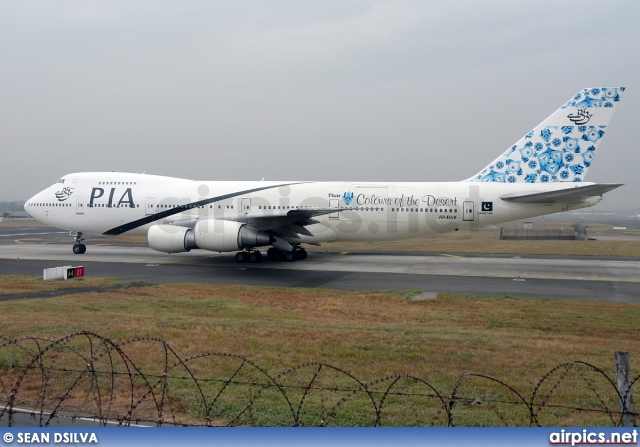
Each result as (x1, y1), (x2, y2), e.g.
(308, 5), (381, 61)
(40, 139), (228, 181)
(24, 193), (40, 218)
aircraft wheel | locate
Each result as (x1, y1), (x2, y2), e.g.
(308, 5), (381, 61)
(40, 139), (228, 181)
(248, 252), (261, 263)
(73, 244), (86, 254)
(235, 251), (247, 263)
(284, 251), (296, 262)
(267, 248), (281, 261)
(295, 249), (307, 261)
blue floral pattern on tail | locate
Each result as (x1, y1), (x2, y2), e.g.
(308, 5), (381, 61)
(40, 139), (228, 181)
(562, 87), (624, 108)
(468, 87), (624, 183)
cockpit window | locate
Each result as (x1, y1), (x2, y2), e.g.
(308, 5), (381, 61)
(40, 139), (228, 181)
(57, 179), (65, 184)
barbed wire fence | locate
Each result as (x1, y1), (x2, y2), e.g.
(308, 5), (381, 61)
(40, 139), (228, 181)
(0, 331), (637, 427)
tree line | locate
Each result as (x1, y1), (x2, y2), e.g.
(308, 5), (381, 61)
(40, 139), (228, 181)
(0, 201), (26, 213)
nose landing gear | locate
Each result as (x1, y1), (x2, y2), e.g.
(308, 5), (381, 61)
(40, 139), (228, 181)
(71, 232), (86, 254)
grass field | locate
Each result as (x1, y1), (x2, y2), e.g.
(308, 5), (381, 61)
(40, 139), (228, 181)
(1, 276), (639, 426)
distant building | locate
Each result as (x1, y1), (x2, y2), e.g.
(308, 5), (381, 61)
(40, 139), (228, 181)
(499, 224), (588, 240)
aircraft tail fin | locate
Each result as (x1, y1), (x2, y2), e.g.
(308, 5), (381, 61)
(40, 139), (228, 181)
(465, 87), (625, 183)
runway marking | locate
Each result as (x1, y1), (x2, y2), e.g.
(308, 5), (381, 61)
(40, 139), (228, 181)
(440, 254), (463, 258)
(0, 231), (67, 237)
(170, 258), (205, 265)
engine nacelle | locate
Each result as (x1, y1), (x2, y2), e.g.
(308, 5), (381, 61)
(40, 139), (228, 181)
(148, 224), (199, 253)
(194, 219), (273, 252)
(148, 221), (273, 254)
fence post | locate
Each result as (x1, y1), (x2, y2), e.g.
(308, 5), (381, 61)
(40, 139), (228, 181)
(615, 352), (636, 427)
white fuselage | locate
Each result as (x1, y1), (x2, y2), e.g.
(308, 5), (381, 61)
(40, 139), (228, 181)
(25, 172), (600, 249)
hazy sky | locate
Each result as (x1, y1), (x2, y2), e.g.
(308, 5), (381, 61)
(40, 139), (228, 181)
(2, 1), (639, 209)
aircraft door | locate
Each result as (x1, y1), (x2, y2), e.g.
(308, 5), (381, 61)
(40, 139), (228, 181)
(329, 199), (339, 219)
(145, 197), (155, 215)
(241, 198), (251, 212)
(463, 201), (474, 221)
(76, 196), (84, 215)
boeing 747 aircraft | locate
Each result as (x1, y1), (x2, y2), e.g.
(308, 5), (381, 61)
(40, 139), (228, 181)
(25, 87), (625, 262)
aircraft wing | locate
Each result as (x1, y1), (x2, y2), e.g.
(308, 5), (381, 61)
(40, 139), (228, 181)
(500, 183), (623, 204)
(162, 207), (343, 250)
(163, 207), (343, 238)
(220, 207), (344, 239)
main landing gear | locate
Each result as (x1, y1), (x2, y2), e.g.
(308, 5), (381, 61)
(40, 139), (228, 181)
(234, 246), (308, 263)
(235, 249), (263, 263)
(266, 246), (307, 262)
(72, 232), (86, 254)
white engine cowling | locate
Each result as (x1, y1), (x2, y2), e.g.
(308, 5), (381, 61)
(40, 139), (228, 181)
(194, 219), (272, 252)
(148, 220), (273, 254)
(147, 225), (198, 253)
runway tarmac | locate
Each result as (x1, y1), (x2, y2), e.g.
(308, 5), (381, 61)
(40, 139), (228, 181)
(1, 226), (640, 302)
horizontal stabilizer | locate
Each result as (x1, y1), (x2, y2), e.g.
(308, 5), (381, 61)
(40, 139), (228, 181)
(500, 183), (622, 203)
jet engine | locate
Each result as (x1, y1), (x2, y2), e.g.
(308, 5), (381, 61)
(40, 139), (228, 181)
(147, 220), (273, 254)
(147, 225), (198, 253)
